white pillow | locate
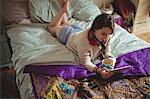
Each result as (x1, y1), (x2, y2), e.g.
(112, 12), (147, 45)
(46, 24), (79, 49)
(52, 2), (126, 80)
(29, 0), (101, 23)
(72, 0), (101, 21)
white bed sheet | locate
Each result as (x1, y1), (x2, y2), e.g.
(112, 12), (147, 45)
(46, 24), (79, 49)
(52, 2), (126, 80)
(7, 23), (150, 75)
(7, 23), (150, 99)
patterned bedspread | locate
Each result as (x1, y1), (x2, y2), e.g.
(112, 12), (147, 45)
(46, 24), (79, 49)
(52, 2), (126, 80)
(30, 73), (150, 99)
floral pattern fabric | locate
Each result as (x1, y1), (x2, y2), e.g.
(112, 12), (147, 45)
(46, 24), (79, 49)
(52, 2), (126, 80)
(31, 73), (150, 99)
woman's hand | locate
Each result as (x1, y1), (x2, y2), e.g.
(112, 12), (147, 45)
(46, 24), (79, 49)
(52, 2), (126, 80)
(96, 68), (114, 79)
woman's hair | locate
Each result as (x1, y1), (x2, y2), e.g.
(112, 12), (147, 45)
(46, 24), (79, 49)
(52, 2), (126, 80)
(90, 13), (114, 33)
(88, 13), (114, 46)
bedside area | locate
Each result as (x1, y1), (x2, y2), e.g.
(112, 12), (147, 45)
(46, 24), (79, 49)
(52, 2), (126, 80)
(132, 0), (150, 43)
(93, 0), (150, 43)
(0, 29), (20, 98)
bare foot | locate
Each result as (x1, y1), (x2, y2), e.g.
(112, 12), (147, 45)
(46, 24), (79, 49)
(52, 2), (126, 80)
(62, 0), (72, 13)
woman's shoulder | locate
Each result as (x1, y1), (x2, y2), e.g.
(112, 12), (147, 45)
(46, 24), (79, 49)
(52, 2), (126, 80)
(74, 30), (89, 42)
(77, 29), (89, 38)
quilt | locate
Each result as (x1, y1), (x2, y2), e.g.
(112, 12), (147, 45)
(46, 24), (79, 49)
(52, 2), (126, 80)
(30, 73), (150, 99)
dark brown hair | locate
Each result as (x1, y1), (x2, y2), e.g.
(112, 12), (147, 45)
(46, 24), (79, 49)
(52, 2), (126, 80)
(90, 13), (114, 33)
(88, 13), (114, 46)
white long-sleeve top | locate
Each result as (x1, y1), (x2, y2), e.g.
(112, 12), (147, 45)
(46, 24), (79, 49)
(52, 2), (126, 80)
(66, 30), (112, 72)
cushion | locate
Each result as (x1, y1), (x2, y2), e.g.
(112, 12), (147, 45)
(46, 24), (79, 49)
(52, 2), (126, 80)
(1, 0), (29, 25)
(29, 0), (72, 23)
(92, 0), (114, 8)
(72, 0), (101, 21)
(29, 0), (101, 23)
(29, 0), (53, 23)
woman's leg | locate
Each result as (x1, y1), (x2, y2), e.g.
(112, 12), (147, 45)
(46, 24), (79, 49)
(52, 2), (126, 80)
(48, 10), (65, 27)
(48, 0), (72, 37)
(48, 0), (71, 27)
(61, 12), (70, 25)
(61, 0), (72, 25)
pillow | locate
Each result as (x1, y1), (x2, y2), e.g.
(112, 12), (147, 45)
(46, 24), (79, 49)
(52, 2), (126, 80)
(1, 0), (29, 25)
(29, 0), (101, 23)
(72, 0), (101, 21)
(29, 0), (72, 23)
(92, 0), (114, 8)
(29, 0), (53, 23)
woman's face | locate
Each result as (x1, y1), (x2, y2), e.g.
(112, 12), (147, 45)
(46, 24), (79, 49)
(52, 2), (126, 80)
(94, 27), (112, 43)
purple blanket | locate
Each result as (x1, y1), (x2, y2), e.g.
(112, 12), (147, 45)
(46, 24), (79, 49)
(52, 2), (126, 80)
(24, 48), (150, 79)
(115, 47), (150, 76)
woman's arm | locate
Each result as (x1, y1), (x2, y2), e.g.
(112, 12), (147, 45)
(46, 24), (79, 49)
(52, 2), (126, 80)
(80, 51), (114, 79)
(95, 67), (114, 79)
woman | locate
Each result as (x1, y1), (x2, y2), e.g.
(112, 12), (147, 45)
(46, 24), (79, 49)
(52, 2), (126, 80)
(48, 0), (114, 79)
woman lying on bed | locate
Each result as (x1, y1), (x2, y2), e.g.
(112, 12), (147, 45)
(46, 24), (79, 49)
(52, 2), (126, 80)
(48, 0), (115, 79)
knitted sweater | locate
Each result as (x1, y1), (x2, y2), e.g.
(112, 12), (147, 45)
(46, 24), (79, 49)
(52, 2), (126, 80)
(66, 30), (111, 72)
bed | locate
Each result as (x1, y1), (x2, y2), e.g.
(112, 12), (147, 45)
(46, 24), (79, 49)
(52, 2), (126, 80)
(2, 0), (150, 99)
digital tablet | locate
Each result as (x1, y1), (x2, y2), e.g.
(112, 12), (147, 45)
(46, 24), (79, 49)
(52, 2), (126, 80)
(110, 65), (131, 72)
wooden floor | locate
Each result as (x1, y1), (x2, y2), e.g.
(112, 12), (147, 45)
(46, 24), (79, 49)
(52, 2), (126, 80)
(133, 19), (150, 43)
(0, 67), (20, 99)
(135, 32), (150, 43)
(132, 0), (150, 43)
